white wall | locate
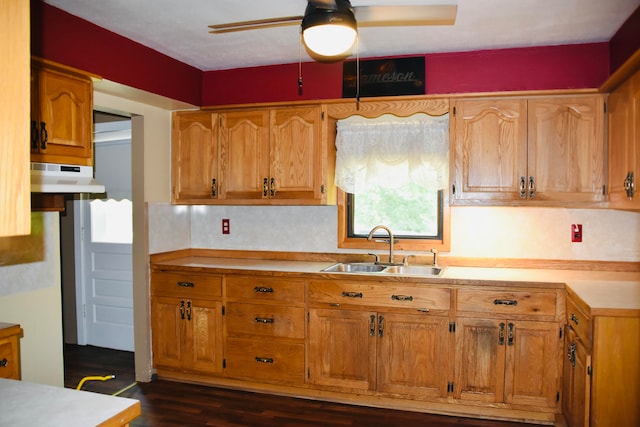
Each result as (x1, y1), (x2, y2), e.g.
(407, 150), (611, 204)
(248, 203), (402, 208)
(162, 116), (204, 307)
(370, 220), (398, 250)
(148, 203), (640, 262)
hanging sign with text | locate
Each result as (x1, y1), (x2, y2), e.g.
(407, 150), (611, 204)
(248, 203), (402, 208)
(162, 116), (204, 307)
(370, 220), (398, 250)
(342, 57), (425, 98)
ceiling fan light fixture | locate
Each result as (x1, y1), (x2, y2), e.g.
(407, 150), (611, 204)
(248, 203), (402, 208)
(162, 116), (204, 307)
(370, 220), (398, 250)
(301, 0), (357, 59)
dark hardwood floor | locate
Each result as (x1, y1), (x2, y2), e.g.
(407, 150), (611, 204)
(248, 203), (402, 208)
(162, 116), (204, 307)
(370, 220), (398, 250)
(63, 344), (540, 427)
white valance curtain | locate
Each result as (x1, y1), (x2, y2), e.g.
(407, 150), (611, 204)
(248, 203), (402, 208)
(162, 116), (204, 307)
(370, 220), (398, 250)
(335, 113), (449, 194)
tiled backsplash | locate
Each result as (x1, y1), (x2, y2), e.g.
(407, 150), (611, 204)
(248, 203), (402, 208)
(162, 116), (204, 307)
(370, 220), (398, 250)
(148, 203), (640, 262)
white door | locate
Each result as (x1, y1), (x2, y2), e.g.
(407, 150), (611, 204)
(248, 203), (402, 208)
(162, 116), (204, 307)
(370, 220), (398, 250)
(75, 198), (134, 351)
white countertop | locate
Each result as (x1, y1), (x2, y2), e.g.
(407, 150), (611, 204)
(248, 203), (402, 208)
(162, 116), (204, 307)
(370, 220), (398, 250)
(0, 378), (140, 427)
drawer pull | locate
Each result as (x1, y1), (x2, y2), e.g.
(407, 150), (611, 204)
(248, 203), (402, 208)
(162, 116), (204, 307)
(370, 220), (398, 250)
(494, 299), (518, 306)
(254, 286), (274, 293)
(342, 291), (363, 298)
(0, 358), (7, 367)
(177, 281), (195, 288)
(391, 294), (414, 301)
(254, 317), (275, 324)
(570, 313), (580, 325)
(255, 357), (274, 364)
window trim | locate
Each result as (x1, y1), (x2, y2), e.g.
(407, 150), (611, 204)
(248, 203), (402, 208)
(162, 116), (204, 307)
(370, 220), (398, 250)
(337, 187), (451, 252)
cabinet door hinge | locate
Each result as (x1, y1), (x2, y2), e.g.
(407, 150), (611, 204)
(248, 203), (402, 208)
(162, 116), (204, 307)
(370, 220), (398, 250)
(587, 365), (592, 376)
(320, 184), (325, 194)
(602, 184), (607, 195)
(321, 111), (325, 121)
(452, 184), (456, 195)
(559, 327), (563, 340)
(449, 322), (456, 333)
(556, 391), (560, 402)
(307, 368), (310, 379)
(604, 102), (607, 113)
(452, 106), (457, 116)
(447, 381), (454, 393)
(222, 305), (226, 316)
(223, 359), (226, 369)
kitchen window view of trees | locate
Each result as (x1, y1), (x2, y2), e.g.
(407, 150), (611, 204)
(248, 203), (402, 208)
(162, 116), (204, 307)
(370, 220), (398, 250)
(335, 113), (449, 249)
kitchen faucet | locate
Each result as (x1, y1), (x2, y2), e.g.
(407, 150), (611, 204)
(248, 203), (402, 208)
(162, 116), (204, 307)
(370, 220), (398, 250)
(367, 225), (397, 265)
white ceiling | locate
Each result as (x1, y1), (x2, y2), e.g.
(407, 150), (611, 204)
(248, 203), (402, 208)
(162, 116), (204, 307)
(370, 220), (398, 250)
(44, 0), (640, 72)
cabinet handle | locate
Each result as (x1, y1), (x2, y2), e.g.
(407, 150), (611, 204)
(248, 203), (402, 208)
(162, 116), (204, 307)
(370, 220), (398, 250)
(624, 172), (635, 199)
(528, 176), (535, 198)
(40, 122), (48, 150)
(570, 313), (580, 325)
(519, 176), (526, 198)
(391, 294), (414, 302)
(263, 178), (268, 197)
(254, 286), (274, 293)
(0, 358), (7, 367)
(177, 281), (195, 288)
(507, 323), (514, 346)
(179, 300), (185, 320)
(378, 315), (384, 337)
(498, 322), (505, 345)
(417, 308), (430, 313)
(342, 291), (363, 298)
(186, 301), (192, 321)
(254, 317), (275, 324)
(369, 314), (376, 336)
(211, 178), (217, 198)
(31, 121), (39, 150)
(493, 299), (518, 306)
(255, 357), (274, 364)
(270, 177), (276, 197)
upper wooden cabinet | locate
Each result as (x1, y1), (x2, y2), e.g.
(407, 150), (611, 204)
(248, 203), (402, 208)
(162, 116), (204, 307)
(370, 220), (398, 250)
(30, 59), (94, 166)
(608, 68), (640, 210)
(451, 94), (606, 206)
(172, 105), (333, 205)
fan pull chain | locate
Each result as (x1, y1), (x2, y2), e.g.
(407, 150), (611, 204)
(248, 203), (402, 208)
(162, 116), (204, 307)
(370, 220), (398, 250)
(356, 33), (360, 109)
(298, 30), (303, 95)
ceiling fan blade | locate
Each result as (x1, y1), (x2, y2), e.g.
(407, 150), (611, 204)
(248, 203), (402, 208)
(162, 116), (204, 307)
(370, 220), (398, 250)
(354, 5), (457, 27)
(209, 16), (302, 34)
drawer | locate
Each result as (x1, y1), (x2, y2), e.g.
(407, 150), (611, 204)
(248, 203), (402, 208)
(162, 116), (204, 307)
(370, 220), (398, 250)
(226, 302), (305, 339)
(151, 271), (222, 298)
(225, 276), (304, 303)
(225, 337), (304, 385)
(566, 296), (592, 347)
(457, 289), (558, 319)
(0, 340), (19, 380)
(307, 281), (451, 312)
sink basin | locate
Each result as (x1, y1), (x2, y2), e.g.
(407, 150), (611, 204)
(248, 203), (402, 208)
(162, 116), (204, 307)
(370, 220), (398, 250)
(382, 265), (444, 277)
(321, 263), (387, 273)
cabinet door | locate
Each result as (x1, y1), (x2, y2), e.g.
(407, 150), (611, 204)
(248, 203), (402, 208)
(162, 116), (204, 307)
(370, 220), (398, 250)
(504, 321), (562, 409)
(454, 318), (505, 403)
(563, 328), (591, 427)
(608, 71), (640, 209)
(151, 296), (185, 370)
(32, 67), (93, 165)
(269, 106), (323, 202)
(219, 110), (270, 201)
(528, 96), (606, 203)
(451, 99), (528, 203)
(172, 111), (219, 203)
(377, 312), (450, 398)
(184, 299), (223, 375)
(307, 308), (376, 392)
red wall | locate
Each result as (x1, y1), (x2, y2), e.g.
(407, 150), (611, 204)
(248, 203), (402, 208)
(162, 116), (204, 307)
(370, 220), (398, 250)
(31, 1), (640, 107)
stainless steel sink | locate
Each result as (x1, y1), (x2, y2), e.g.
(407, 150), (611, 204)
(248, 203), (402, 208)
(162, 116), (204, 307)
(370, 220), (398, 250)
(321, 262), (444, 277)
(321, 263), (387, 273)
(382, 265), (444, 277)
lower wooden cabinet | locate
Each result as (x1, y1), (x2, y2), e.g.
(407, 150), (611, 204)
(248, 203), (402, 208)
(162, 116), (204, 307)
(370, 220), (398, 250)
(563, 327), (591, 427)
(0, 323), (23, 380)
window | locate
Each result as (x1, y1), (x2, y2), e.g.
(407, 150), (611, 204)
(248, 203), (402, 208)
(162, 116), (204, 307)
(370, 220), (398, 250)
(335, 113), (450, 252)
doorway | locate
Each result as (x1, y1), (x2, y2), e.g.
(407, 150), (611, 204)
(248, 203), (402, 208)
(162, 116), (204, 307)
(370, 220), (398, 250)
(60, 112), (134, 353)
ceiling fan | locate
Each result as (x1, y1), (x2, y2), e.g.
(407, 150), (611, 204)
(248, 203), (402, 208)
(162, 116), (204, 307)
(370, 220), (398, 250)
(209, 0), (457, 62)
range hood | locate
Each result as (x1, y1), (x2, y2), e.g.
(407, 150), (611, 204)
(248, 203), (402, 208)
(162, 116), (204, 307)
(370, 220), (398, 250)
(31, 162), (106, 193)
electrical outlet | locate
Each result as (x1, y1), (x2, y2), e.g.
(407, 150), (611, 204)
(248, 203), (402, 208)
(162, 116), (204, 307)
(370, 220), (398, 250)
(222, 219), (230, 234)
(571, 224), (582, 242)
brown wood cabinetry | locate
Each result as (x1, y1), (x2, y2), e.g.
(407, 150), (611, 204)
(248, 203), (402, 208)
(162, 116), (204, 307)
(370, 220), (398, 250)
(563, 293), (640, 427)
(30, 59), (94, 166)
(455, 288), (564, 415)
(0, 323), (23, 380)
(0, 0), (30, 236)
(451, 95), (606, 206)
(224, 275), (305, 385)
(172, 105), (332, 205)
(608, 68), (640, 210)
(307, 280), (452, 398)
(150, 271), (223, 375)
